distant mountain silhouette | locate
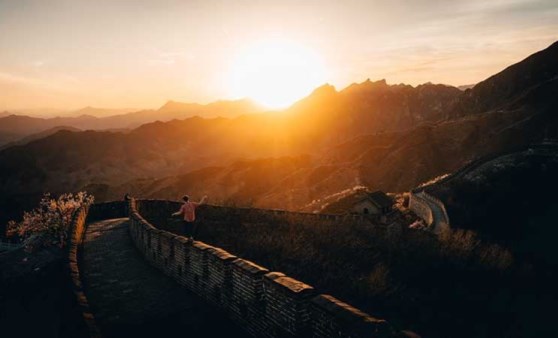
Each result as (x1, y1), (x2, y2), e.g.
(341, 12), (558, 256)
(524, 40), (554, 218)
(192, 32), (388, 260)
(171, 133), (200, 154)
(119, 98), (264, 127)
(158, 98), (262, 117)
(0, 114), (97, 146)
(287, 79), (460, 139)
(66, 106), (136, 118)
(0, 99), (265, 147)
(0, 126), (81, 150)
(457, 84), (475, 91)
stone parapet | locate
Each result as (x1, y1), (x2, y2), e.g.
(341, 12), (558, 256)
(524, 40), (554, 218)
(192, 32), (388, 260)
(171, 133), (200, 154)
(68, 206), (102, 338)
(128, 198), (400, 338)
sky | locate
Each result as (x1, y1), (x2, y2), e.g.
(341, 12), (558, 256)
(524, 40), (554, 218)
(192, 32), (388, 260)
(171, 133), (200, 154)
(0, 0), (557, 111)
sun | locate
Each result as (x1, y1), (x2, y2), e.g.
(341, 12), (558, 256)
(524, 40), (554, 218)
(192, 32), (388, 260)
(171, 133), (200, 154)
(228, 39), (327, 109)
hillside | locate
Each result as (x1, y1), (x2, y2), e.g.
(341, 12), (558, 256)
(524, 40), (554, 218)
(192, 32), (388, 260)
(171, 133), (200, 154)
(191, 206), (531, 338)
(422, 144), (558, 264)
(96, 101), (555, 211)
(125, 41), (558, 210)
(0, 126), (82, 150)
(450, 40), (558, 118)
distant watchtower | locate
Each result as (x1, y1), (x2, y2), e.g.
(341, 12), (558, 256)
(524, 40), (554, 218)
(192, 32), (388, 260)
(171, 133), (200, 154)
(351, 191), (393, 216)
(321, 190), (394, 217)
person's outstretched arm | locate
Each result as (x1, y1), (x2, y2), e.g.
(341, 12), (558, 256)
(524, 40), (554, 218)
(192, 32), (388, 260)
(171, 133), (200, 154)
(172, 205), (183, 216)
(198, 195), (208, 206)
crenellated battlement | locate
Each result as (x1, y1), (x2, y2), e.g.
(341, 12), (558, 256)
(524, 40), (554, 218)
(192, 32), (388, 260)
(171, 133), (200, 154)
(134, 199), (368, 229)
(127, 198), (399, 338)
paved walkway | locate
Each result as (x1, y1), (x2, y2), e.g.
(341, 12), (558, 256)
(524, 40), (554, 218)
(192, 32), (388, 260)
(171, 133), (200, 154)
(429, 201), (445, 231)
(417, 192), (449, 233)
(81, 218), (248, 338)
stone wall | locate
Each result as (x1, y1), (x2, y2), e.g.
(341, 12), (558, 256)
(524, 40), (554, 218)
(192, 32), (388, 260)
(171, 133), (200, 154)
(408, 193), (433, 225)
(128, 198), (398, 338)
(134, 199), (367, 233)
(409, 192), (450, 233)
(67, 205), (102, 338)
(419, 192), (450, 226)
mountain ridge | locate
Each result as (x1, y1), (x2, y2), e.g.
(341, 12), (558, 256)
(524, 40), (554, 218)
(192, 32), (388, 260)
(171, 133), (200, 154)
(451, 40), (558, 117)
(0, 98), (267, 147)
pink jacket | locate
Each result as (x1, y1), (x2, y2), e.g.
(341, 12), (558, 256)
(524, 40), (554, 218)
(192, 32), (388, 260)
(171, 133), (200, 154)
(178, 202), (199, 222)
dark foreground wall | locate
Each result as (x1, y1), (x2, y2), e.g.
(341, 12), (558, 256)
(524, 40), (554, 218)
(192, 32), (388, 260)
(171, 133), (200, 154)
(130, 198), (401, 338)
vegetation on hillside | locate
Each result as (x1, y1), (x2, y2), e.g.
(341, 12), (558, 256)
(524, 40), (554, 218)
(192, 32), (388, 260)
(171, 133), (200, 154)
(425, 147), (558, 267)
(189, 213), (551, 338)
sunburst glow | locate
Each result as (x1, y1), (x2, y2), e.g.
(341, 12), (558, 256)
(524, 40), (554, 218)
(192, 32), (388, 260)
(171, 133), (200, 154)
(228, 39), (327, 109)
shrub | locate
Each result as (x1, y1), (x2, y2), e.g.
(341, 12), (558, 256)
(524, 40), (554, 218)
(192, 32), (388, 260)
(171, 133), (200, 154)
(439, 227), (514, 271)
(7, 192), (94, 252)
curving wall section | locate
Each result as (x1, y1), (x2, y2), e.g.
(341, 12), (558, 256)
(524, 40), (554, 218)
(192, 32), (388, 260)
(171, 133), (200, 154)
(409, 192), (450, 233)
(67, 201), (129, 338)
(419, 192), (450, 226)
(128, 198), (398, 338)
(67, 205), (102, 338)
(408, 193), (433, 226)
(134, 199), (368, 232)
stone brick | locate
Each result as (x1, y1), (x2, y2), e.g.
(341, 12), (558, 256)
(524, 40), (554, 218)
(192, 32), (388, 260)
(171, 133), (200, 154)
(123, 199), (398, 338)
(205, 247), (237, 307)
(264, 272), (315, 337)
(310, 294), (392, 338)
(188, 240), (214, 294)
(81, 218), (246, 337)
(230, 258), (269, 335)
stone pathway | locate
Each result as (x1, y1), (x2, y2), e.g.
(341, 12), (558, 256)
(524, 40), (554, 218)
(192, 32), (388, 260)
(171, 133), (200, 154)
(81, 218), (248, 338)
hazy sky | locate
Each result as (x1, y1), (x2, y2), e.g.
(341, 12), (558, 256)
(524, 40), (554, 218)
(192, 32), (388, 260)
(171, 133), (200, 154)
(0, 0), (557, 111)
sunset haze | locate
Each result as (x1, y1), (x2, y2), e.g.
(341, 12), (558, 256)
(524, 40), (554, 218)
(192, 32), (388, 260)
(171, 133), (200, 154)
(1, 0), (557, 111)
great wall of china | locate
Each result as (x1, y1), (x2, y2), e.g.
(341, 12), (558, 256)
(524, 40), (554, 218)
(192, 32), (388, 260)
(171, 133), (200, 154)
(408, 192), (450, 233)
(62, 198), (411, 338)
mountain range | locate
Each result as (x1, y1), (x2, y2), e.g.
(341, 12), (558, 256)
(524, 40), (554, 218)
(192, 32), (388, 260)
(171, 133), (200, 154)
(1, 40), (557, 235)
(0, 99), (264, 147)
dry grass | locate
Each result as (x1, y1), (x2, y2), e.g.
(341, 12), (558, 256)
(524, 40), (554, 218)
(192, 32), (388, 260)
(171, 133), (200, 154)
(189, 212), (544, 338)
(140, 202), (552, 338)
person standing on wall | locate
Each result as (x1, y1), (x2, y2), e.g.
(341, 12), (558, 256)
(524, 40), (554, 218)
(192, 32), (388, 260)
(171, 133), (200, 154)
(172, 194), (207, 239)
